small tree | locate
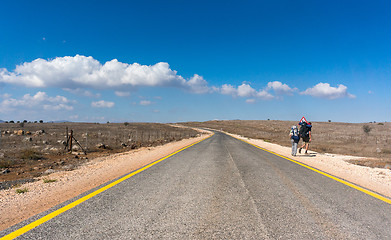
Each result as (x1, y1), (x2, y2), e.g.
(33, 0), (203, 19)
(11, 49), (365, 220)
(9, 120), (14, 123)
(39, 120), (43, 123)
(363, 125), (372, 134)
(124, 122), (129, 126)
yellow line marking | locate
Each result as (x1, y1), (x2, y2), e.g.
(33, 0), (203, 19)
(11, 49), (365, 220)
(232, 135), (391, 205)
(1, 134), (213, 240)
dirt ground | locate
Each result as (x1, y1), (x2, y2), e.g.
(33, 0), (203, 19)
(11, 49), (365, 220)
(1, 126), (391, 231)
(0, 122), (199, 185)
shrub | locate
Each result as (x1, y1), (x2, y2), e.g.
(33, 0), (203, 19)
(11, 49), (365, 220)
(0, 159), (13, 168)
(21, 149), (43, 160)
(43, 178), (57, 183)
(363, 125), (372, 134)
(15, 188), (28, 194)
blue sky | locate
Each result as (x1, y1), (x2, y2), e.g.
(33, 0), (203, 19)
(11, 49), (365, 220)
(0, 0), (390, 123)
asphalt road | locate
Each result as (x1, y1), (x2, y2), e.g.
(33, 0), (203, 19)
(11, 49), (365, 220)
(2, 132), (391, 239)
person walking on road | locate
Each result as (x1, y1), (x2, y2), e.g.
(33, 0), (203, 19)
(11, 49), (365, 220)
(299, 121), (312, 154)
(289, 125), (300, 156)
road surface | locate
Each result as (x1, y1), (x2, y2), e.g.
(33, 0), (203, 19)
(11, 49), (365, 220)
(2, 132), (391, 239)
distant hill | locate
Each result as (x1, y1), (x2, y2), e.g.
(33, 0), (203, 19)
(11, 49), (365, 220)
(0, 120), (4, 123)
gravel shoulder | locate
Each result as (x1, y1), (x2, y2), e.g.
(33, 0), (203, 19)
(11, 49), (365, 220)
(226, 132), (391, 199)
(0, 130), (211, 230)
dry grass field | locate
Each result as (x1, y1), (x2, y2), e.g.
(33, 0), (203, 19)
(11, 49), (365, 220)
(182, 120), (391, 169)
(0, 122), (198, 187)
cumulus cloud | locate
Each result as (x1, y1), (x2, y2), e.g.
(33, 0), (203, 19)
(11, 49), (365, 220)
(0, 55), (210, 94)
(218, 83), (274, 100)
(91, 100), (115, 108)
(266, 81), (297, 95)
(301, 83), (356, 99)
(0, 91), (74, 112)
(115, 91), (131, 97)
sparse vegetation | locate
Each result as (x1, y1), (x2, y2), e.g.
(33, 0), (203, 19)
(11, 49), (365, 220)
(0, 159), (13, 168)
(15, 187), (28, 194)
(43, 178), (57, 183)
(363, 125), (372, 134)
(0, 122), (199, 182)
(20, 149), (43, 160)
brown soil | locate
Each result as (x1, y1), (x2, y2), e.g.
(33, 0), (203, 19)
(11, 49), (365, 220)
(0, 122), (199, 186)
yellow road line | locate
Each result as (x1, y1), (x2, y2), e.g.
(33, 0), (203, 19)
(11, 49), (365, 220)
(1, 134), (213, 240)
(233, 135), (391, 205)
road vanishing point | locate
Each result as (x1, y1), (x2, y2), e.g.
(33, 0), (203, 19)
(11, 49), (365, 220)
(1, 132), (391, 239)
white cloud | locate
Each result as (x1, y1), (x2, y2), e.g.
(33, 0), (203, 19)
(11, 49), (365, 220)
(91, 100), (115, 108)
(266, 81), (296, 95)
(220, 84), (237, 96)
(301, 83), (356, 99)
(0, 91), (74, 112)
(0, 55), (210, 94)
(256, 90), (274, 100)
(184, 74), (210, 94)
(237, 84), (257, 97)
(218, 83), (274, 100)
(63, 88), (101, 98)
(140, 100), (152, 106)
(115, 91), (131, 97)
(245, 99), (256, 104)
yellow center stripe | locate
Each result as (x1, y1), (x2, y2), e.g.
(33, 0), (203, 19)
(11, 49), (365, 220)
(234, 135), (391, 205)
(1, 134), (213, 240)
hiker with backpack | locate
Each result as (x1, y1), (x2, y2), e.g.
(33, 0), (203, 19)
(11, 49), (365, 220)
(298, 121), (312, 154)
(289, 125), (300, 156)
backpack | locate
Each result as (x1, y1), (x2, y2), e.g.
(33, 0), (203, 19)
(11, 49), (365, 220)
(299, 123), (311, 138)
(291, 126), (300, 140)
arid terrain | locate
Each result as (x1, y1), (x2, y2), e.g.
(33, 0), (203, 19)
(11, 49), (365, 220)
(0, 122), (199, 187)
(182, 120), (391, 169)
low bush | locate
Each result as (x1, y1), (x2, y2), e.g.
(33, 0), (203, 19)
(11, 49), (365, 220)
(43, 178), (57, 183)
(15, 188), (28, 194)
(20, 149), (43, 160)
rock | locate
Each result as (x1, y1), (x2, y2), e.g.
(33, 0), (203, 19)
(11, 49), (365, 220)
(26, 131), (32, 135)
(121, 143), (128, 147)
(17, 130), (24, 135)
(23, 137), (33, 142)
(376, 148), (382, 153)
(44, 169), (56, 175)
(1, 169), (10, 174)
(96, 143), (107, 149)
(62, 165), (75, 171)
(0, 153), (4, 158)
(35, 130), (45, 135)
